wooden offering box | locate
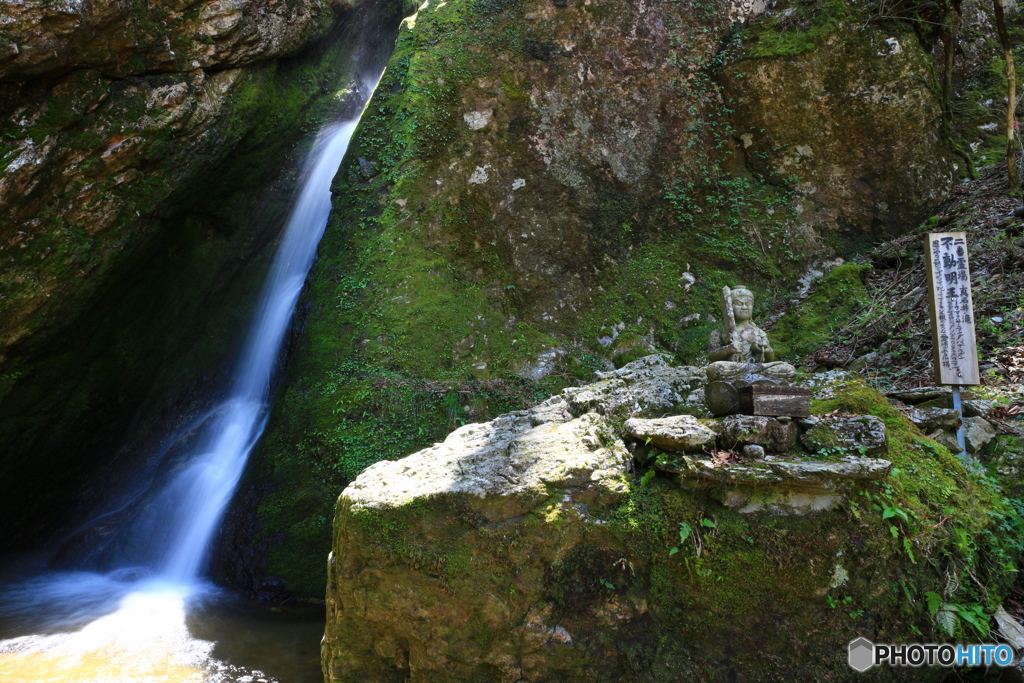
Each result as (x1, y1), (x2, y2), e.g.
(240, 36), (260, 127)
(738, 385), (811, 417)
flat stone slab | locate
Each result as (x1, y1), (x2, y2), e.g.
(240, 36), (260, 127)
(623, 415), (718, 453)
(885, 386), (951, 404)
(565, 354), (706, 418)
(660, 451), (892, 515)
(676, 454), (892, 490)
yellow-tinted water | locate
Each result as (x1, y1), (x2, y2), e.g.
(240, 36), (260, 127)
(0, 590), (222, 683)
(0, 651), (204, 683)
(0, 574), (322, 683)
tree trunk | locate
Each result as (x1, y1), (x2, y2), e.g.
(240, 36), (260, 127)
(993, 0), (1019, 191)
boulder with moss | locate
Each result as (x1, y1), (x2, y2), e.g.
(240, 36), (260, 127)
(801, 414), (889, 456)
(323, 364), (1024, 682)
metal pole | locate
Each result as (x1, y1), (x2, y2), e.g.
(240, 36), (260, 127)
(951, 384), (967, 458)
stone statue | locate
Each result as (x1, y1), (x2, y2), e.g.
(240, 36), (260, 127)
(708, 286), (775, 363)
(704, 286), (795, 416)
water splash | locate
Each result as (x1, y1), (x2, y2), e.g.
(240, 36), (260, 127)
(0, 575), (287, 683)
(0, 581), (213, 683)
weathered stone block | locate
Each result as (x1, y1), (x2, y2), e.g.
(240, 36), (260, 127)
(801, 415), (888, 456)
(623, 415), (718, 453)
(906, 407), (960, 432)
(720, 415), (798, 453)
(964, 416), (997, 455)
(963, 399), (995, 418)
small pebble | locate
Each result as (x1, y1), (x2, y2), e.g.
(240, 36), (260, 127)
(743, 444), (765, 459)
(992, 316), (1004, 323)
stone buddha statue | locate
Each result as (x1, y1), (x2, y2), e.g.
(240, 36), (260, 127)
(704, 286), (795, 416)
(708, 286), (775, 363)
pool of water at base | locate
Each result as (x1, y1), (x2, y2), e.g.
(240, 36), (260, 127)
(0, 560), (324, 683)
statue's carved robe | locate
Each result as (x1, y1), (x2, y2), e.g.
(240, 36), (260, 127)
(708, 324), (774, 364)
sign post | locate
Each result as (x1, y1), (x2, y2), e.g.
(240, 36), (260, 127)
(924, 232), (980, 457)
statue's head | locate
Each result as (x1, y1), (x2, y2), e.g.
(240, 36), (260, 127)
(730, 287), (754, 321)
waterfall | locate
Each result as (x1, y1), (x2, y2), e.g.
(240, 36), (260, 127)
(148, 118), (361, 583)
(0, 2), (405, 676)
(69, 110), (372, 585)
(0, 67), (384, 683)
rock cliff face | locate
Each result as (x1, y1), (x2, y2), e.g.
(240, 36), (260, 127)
(255, 0), (962, 595)
(323, 360), (1021, 681)
(0, 0), (357, 82)
(720, 27), (952, 237)
(0, 0), (350, 361)
(0, 0), (397, 549)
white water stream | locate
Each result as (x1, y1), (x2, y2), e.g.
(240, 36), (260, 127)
(0, 81), (373, 683)
(156, 118), (359, 585)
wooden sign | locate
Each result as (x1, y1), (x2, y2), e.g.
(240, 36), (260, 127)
(925, 232), (980, 386)
(738, 385), (811, 417)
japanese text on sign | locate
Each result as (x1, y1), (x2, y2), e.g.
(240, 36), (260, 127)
(925, 232), (980, 386)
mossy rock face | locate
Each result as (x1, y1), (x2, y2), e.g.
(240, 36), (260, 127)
(259, 0), (955, 596)
(721, 6), (954, 239)
(609, 332), (654, 369)
(769, 263), (872, 360)
(981, 433), (1024, 499)
(323, 370), (1024, 681)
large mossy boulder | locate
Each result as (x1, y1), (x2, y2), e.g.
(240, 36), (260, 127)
(323, 363), (1024, 681)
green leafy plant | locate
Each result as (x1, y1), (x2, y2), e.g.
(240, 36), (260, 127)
(668, 521), (693, 556)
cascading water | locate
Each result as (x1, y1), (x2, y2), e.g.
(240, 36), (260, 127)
(140, 117), (361, 585)
(0, 26), (389, 682)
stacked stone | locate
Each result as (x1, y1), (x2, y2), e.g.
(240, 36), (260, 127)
(885, 386), (997, 455)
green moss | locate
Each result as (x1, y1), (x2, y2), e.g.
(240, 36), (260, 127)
(800, 422), (845, 452)
(347, 496), (478, 583)
(769, 263), (872, 360)
(737, 0), (854, 60)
